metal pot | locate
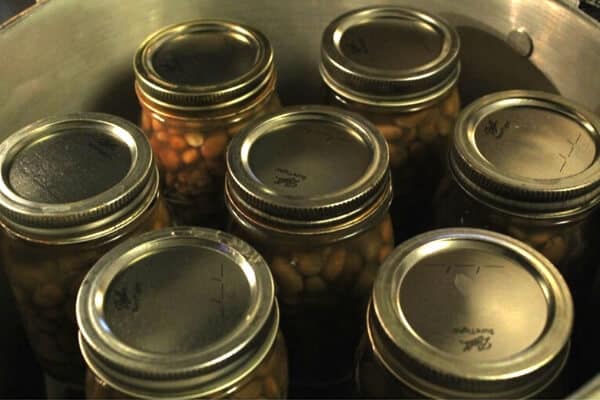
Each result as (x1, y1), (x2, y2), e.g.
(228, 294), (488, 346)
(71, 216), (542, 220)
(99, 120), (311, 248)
(1, 0), (599, 397)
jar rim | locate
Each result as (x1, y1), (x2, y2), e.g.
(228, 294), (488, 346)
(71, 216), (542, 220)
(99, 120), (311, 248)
(0, 113), (158, 244)
(77, 227), (279, 398)
(135, 72), (277, 121)
(320, 6), (460, 109)
(225, 105), (392, 242)
(369, 228), (573, 398)
(450, 90), (600, 217)
(134, 20), (276, 112)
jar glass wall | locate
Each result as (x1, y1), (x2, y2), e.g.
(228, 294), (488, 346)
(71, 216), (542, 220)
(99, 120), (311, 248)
(225, 106), (393, 393)
(77, 228), (287, 399)
(230, 213), (393, 389)
(0, 114), (171, 388)
(320, 6), (461, 240)
(2, 196), (169, 383)
(355, 335), (421, 399)
(134, 20), (281, 227)
(356, 228), (573, 399)
(85, 332), (288, 399)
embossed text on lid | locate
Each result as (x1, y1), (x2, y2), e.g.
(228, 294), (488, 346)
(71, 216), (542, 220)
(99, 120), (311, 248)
(226, 106), (391, 234)
(135, 20), (274, 109)
(77, 227), (277, 398)
(0, 113), (156, 243)
(451, 90), (600, 216)
(339, 18), (443, 71)
(320, 6), (460, 108)
(104, 246), (251, 354)
(371, 228), (573, 398)
(151, 29), (260, 87)
(8, 129), (131, 204)
(245, 119), (371, 198)
(400, 241), (548, 361)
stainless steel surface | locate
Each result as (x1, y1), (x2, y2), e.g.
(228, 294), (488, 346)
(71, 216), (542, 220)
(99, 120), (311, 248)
(226, 106), (391, 238)
(77, 227), (278, 398)
(1, 0), (600, 395)
(370, 228), (573, 398)
(0, 113), (158, 243)
(320, 6), (460, 109)
(506, 28), (534, 57)
(2, 0), (600, 138)
(135, 20), (274, 110)
(451, 90), (600, 216)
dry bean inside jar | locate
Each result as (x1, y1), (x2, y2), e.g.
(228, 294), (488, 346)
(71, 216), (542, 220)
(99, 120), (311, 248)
(134, 20), (281, 228)
(77, 227), (288, 399)
(320, 6), (461, 241)
(225, 106), (393, 394)
(0, 113), (171, 392)
(357, 228), (573, 399)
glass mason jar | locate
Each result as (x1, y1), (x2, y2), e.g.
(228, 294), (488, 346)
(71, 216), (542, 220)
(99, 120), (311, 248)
(566, 373), (600, 399)
(225, 106), (394, 393)
(576, 243), (600, 389)
(320, 6), (461, 241)
(134, 20), (281, 228)
(434, 91), (600, 297)
(77, 227), (288, 399)
(356, 228), (574, 399)
(0, 114), (171, 390)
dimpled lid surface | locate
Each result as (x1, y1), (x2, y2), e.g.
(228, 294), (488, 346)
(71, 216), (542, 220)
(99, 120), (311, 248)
(0, 113), (155, 242)
(135, 20), (274, 109)
(77, 228), (277, 398)
(371, 228), (573, 398)
(320, 6), (460, 107)
(451, 91), (600, 215)
(226, 106), (390, 227)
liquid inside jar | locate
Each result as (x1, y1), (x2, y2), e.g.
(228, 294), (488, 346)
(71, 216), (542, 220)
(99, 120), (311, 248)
(134, 20), (281, 228)
(1, 197), (170, 384)
(139, 91), (281, 227)
(332, 87), (460, 239)
(232, 214), (394, 392)
(320, 7), (462, 241)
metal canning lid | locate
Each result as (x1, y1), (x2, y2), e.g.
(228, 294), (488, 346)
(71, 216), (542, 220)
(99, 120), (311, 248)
(134, 20), (275, 111)
(226, 105), (391, 238)
(320, 6), (460, 109)
(0, 113), (157, 243)
(370, 228), (573, 399)
(77, 227), (278, 399)
(450, 90), (600, 217)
